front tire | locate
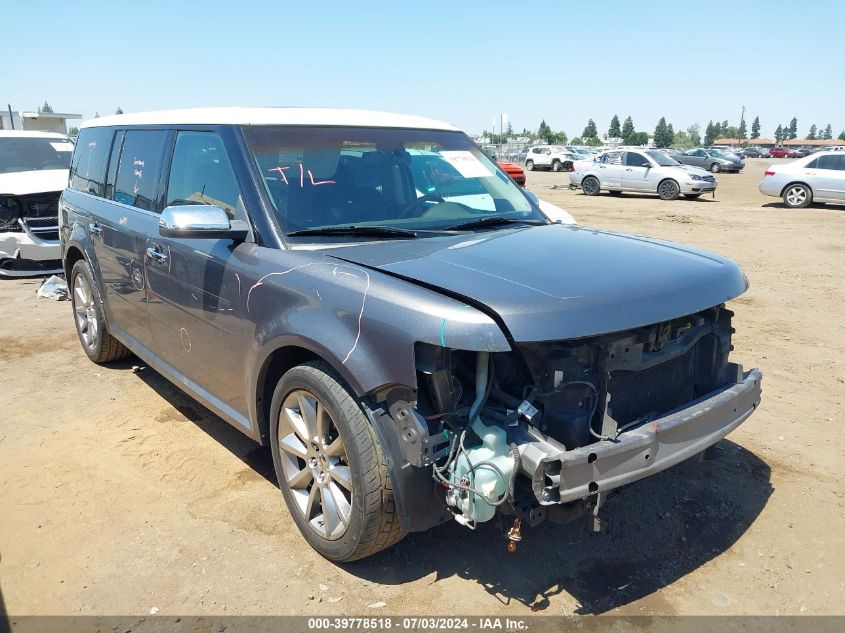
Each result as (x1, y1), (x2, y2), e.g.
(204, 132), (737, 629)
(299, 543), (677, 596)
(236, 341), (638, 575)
(581, 176), (600, 196)
(782, 183), (812, 209)
(658, 179), (680, 200)
(70, 259), (130, 363)
(710, 162), (721, 173)
(270, 361), (404, 562)
(525, 160), (534, 171)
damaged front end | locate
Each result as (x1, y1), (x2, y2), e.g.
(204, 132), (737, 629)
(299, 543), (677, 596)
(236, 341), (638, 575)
(403, 304), (762, 544)
(0, 192), (63, 277)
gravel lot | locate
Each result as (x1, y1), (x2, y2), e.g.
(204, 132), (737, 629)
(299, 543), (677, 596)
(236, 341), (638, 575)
(1, 159), (843, 616)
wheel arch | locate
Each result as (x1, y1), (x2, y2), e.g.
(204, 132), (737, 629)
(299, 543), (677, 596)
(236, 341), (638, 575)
(779, 181), (813, 198)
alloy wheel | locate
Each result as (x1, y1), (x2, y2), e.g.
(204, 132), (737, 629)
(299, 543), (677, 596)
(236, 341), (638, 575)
(277, 389), (352, 540)
(73, 273), (99, 352)
(785, 186), (807, 207)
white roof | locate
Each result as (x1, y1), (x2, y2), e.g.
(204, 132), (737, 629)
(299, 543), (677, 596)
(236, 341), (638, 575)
(0, 130), (71, 139)
(80, 107), (459, 131)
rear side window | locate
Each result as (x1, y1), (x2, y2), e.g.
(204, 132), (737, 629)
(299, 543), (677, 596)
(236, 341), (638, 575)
(70, 128), (113, 195)
(112, 130), (168, 211)
(165, 132), (244, 219)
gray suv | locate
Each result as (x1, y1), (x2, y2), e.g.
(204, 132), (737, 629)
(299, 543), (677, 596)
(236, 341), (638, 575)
(60, 108), (762, 561)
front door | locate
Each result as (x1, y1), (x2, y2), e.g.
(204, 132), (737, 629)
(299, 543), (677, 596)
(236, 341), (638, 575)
(144, 130), (253, 424)
(621, 151), (655, 190)
(813, 154), (845, 201)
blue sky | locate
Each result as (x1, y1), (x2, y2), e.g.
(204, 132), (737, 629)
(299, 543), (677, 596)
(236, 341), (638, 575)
(3, 0), (843, 139)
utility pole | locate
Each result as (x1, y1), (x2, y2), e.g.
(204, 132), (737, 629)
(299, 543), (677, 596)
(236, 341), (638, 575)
(739, 105), (746, 147)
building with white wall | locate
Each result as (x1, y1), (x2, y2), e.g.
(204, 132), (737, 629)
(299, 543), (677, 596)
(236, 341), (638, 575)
(0, 109), (81, 133)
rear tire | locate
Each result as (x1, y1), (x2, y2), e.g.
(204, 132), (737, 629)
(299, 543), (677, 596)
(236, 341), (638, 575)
(581, 176), (600, 196)
(525, 160), (534, 171)
(658, 179), (680, 201)
(70, 259), (131, 363)
(782, 183), (812, 209)
(270, 361), (404, 562)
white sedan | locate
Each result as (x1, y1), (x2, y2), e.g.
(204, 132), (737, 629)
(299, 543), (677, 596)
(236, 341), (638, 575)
(569, 149), (717, 200)
(759, 152), (845, 208)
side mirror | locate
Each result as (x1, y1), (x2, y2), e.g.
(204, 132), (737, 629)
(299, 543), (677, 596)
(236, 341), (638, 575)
(159, 205), (249, 240)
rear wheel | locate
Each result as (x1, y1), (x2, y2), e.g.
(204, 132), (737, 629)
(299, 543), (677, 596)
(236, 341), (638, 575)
(782, 183), (811, 209)
(581, 176), (600, 196)
(658, 179), (680, 200)
(270, 361), (404, 562)
(710, 162), (721, 173)
(525, 160), (534, 171)
(70, 259), (130, 363)
(551, 159), (562, 172)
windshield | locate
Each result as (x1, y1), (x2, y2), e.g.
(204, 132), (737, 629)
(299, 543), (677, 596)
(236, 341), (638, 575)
(243, 126), (542, 238)
(0, 136), (73, 175)
(645, 150), (680, 166)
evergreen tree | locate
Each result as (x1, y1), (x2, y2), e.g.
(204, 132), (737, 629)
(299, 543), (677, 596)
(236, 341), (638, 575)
(687, 123), (701, 146)
(115, 107), (124, 115)
(774, 125), (784, 143)
(538, 119), (552, 143)
(822, 124), (833, 140)
(608, 114), (621, 138)
(738, 118), (747, 141)
(788, 117), (798, 140)
(38, 101), (54, 113)
(667, 123), (675, 146)
(751, 116), (761, 139)
(806, 124), (818, 140)
(621, 116), (635, 143)
(582, 119), (598, 140)
(713, 121), (723, 140)
(704, 121), (715, 146)
(839, 131), (845, 141)
(653, 117), (670, 147)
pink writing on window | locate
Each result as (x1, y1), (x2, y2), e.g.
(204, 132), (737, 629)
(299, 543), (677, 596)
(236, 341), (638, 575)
(267, 164), (335, 188)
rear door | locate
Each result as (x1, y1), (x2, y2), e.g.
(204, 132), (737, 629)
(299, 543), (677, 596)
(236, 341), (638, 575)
(683, 149), (706, 168)
(596, 151), (624, 188)
(621, 151), (655, 190)
(144, 129), (253, 419)
(813, 154), (845, 201)
(89, 129), (170, 350)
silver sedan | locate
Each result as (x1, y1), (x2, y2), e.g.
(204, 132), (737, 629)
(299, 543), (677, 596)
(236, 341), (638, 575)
(759, 152), (845, 208)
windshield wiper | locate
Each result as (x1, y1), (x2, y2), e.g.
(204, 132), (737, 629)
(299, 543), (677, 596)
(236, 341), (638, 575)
(444, 216), (547, 231)
(287, 225), (418, 238)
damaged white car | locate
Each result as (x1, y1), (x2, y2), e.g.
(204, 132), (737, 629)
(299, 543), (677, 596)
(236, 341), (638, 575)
(0, 131), (73, 276)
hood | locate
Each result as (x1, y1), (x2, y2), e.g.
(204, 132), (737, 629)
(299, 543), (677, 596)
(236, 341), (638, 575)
(675, 165), (711, 176)
(0, 170), (69, 196)
(325, 224), (748, 342)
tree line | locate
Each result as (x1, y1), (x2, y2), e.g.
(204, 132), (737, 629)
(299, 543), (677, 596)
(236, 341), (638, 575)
(488, 113), (845, 148)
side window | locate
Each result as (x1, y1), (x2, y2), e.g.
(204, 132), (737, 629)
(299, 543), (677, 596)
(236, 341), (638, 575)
(805, 158), (818, 169)
(165, 132), (244, 219)
(818, 155), (845, 171)
(624, 152), (649, 167)
(70, 128), (113, 196)
(112, 130), (168, 211)
(104, 131), (125, 200)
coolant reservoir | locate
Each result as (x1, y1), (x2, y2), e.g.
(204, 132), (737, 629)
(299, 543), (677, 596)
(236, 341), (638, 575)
(447, 416), (514, 523)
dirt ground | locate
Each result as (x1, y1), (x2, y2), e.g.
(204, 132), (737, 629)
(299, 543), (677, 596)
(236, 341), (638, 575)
(1, 159), (843, 617)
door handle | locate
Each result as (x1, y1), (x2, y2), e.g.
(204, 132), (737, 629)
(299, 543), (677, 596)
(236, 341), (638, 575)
(89, 223), (103, 237)
(145, 245), (168, 264)
(625, 168), (633, 171)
